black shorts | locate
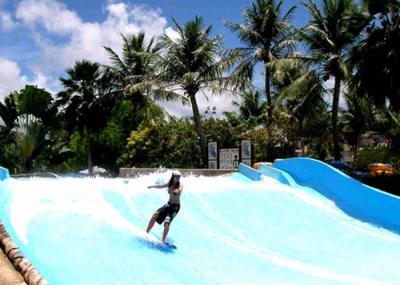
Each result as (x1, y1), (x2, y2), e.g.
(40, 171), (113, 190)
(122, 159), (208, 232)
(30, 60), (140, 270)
(154, 203), (180, 225)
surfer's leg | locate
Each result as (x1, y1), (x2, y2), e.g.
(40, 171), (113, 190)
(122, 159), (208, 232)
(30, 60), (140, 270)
(146, 212), (159, 233)
(161, 216), (171, 243)
(147, 205), (168, 233)
(162, 222), (170, 243)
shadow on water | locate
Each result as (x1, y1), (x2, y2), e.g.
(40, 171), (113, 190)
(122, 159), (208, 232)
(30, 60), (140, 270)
(134, 236), (177, 253)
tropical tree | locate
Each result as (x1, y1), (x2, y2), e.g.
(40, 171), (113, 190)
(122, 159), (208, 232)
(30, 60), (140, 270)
(231, 89), (267, 127)
(233, 90), (267, 127)
(0, 92), (18, 134)
(104, 33), (164, 126)
(0, 85), (57, 172)
(14, 114), (46, 172)
(102, 33), (170, 170)
(58, 60), (112, 175)
(1, 93), (21, 171)
(119, 118), (202, 168)
(129, 17), (238, 166)
(340, 91), (376, 159)
(270, 58), (329, 159)
(226, 0), (297, 123)
(301, 0), (368, 160)
(271, 58), (326, 132)
(353, 0), (400, 116)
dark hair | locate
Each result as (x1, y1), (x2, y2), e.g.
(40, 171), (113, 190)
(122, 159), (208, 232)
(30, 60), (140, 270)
(168, 175), (180, 189)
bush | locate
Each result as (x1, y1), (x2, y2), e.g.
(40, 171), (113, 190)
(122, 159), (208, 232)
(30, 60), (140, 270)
(119, 118), (202, 168)
(353, 146), (394, 170)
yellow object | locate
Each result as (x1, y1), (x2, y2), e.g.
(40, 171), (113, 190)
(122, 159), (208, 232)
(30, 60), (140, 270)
(253, 162), (273, 169)
(368, 163), (393, 176)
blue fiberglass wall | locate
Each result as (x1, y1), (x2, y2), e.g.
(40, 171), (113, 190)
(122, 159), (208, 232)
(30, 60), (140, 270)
(273, 157), (400, 234)
(0, 167), (10, 181)
(238, 163), (263, 181)
(256, 163), (297, 187)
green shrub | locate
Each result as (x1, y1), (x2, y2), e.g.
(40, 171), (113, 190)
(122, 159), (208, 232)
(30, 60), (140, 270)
(353, 146), (393, 170)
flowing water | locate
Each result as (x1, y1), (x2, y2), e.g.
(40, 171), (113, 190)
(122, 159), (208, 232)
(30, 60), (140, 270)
(0, 172), (399, 285)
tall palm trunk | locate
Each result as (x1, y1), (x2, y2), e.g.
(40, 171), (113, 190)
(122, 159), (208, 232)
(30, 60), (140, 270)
(265, 63), (273, 123)
(332, 76), (341, 160)
(24, 158), (32, 173)
(189, 94), (207, 167)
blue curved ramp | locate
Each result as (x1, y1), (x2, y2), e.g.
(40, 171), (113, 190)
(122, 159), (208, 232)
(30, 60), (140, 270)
(273, 157), (400, 234)
(0, 166), (10, 181)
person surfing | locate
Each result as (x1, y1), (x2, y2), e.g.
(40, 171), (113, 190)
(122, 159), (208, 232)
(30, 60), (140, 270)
(146, 171), (183, 246)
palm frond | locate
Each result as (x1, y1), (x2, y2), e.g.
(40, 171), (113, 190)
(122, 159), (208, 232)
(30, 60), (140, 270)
(104, 46), (128, 74)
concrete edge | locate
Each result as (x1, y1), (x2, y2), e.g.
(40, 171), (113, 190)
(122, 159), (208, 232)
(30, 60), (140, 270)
(119, 168), (236, 177)
(0, 221), (49, 285)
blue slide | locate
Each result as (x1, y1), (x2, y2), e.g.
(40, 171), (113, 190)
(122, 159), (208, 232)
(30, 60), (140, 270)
(269, 157), (400, 234)
(1, 164), (400, 285)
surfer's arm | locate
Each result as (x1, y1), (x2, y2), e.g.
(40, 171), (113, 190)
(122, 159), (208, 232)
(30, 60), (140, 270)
(173, 184), (183, 194)
(148, 183), (168, 189)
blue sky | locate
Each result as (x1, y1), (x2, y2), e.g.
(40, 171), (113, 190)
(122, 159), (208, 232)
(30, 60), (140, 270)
(0, 0), (316, 116)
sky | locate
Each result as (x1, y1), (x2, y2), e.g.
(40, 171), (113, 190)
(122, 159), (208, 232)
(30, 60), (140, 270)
(0, 0), (315, 117)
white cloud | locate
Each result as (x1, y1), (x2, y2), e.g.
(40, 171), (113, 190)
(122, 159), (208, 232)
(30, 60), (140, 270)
(29, 71), (57, 94)
(16, 0), (168, 72)
(0, 57), (27, 101)
(165, 27), (180, 42)
(9, 0), (237, 118)
(16, 0), (81, 35)
(158, 90), (239, 118)
(0, 57), (58, 103)
(0, 11), (15, 30)
(324, 77), (335, 90)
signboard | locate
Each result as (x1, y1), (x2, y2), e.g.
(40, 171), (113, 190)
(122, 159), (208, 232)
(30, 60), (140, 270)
(219, 148), (239, 169)
(208, 142), (218, 169)
(241, 140), (251, 159)
(241, 140), (252, 166)
(208, 142), (218, 160)
(208, 160), (218, 169)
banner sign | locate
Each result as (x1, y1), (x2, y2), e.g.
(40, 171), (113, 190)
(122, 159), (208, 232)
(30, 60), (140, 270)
(241, 140), (252, 166)
(241, 140), (251, 159)
(208, 142), (218, 160)
(219, 148), (239, 169)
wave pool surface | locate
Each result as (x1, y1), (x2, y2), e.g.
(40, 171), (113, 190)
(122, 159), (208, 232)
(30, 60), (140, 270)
(0, 173), (399, 285)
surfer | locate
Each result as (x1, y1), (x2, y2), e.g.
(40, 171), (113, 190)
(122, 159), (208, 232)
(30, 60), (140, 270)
(146, 171), (183, 244)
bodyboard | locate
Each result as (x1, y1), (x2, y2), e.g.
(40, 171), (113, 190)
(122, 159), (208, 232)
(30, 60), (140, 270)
(136, 231), (177, 252)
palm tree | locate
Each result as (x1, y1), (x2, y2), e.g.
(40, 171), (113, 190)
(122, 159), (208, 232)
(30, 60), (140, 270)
(226, 0), (297, 123)
(301, 0), (367, 160)
(353, 0), (400, 113)
(233, 90), (267, 126)
(129, 17), (238, 166)
(341, 91), (376, 160)
(104, 33), (167, 129)
(271, 58), (326, 134)
(17, 85), (58, 127)
(0, 92), (18, 132)
(104, 32), (159, 104)
(1, 85), (57, 172)
(58, 60), (108, 175)
(14, 114), (46, 172)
